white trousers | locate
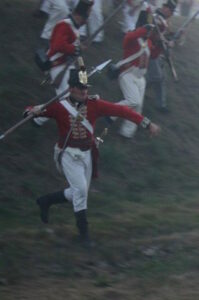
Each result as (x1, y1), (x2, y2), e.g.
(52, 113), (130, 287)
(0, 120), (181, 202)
(118, 70), (146, 138)
(121, 2), (150, 33)
(80, 0), (104, 42)
(40, 0), (52, 14)
(54, 145), (92, 212)
(121, 4), (141, 33)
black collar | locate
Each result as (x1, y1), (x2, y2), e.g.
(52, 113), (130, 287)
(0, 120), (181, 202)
(68, 96), (86, 108)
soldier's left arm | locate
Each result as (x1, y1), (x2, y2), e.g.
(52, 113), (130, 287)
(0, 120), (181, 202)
(95, 99), (161, 136)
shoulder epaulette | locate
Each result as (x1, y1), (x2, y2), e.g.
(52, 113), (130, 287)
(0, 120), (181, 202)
(88, 94), (100, 100)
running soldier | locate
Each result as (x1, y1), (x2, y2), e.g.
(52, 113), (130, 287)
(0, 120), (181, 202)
(24, 68), (160, 246)
(137, 0), (178, 112)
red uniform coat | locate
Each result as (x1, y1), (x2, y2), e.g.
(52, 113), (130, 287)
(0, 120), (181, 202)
(39, 97), (144, 149)
(47, 18), (79, 66)
(120, 27), (163, 73)
(120, 27), (152, 73)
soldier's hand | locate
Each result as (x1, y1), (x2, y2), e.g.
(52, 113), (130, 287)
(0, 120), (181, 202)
(23, 106), (33, 118)
(149, 123), (161, 137)
(143, 24), (155, 33)
(23, 105), (45, 118)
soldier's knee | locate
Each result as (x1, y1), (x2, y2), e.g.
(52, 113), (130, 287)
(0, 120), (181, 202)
(74, 184), (88, 200)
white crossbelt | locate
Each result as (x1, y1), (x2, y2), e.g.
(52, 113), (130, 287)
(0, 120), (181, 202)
(116, 38), (150, 68)
(60, 100), (94, 134)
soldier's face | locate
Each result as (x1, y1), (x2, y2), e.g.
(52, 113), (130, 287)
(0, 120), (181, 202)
(70, 86), (88, 102)
(162, 6), (173, 18)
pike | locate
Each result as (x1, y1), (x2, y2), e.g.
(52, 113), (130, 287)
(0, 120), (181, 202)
(172, 9), (199, 42)
(0, 59), (112, 140)
(153, 14), (178, 81)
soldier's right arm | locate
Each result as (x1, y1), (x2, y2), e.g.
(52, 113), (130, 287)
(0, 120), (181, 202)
(49, 22), (76, 56)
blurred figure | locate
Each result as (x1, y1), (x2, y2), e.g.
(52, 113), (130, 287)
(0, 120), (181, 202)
(136, 0), (160, 27)
(33, 0), (51, 18)
(40, 0), (73, 47)
(109, 22), (164, 138)
(149, 0), (178, 113)
(47, 0), (93, 93)
(121, 0), (148, 33)
(35, 0), (93, 126)
(180, 0), (194, 16)
(137, 0), (178, 113)
(79, 0), (104, 43)
(40, 0), (52, 15)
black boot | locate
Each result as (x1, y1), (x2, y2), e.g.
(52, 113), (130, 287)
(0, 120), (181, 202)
(75, 210), (91, 246)
(36, 191), (67, 223)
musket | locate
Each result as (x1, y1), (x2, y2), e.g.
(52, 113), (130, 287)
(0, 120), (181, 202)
(46, 0), (127, 87)
(153, 14), (178, 81)
(84, 0), (127, 47)
(0, 59), (112, 140)
(172, 9), (199, 42)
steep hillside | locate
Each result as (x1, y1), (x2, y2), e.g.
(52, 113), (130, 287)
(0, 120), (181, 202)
(0, 0), (199, 299)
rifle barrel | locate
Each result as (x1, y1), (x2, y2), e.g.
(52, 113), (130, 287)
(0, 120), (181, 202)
(85, 0), (127, 47)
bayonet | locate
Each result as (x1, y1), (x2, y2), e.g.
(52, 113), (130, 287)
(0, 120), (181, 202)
(89, 59), (112, 76)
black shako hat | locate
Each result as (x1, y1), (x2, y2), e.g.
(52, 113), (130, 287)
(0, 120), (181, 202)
(68, 69), (89, 89)
(164, 0), (178, 11)
(74, 0), (94, 19)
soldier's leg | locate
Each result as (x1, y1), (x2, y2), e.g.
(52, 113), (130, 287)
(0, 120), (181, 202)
(61, 150), (92, 241)
(122, 4), (137, 33)
(88, 0), (104, 42)
(37, 191), (69, 223)
(147, 58), (168, 111)
(118, 72), (146, 138)
(154, 74), (167, 110)
(74, 209), (89, 243)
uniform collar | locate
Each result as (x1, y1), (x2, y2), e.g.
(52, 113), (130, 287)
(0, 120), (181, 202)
(68, 96), (87, 107)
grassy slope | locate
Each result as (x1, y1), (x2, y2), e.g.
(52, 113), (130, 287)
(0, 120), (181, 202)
(0, 0), (199, 299)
